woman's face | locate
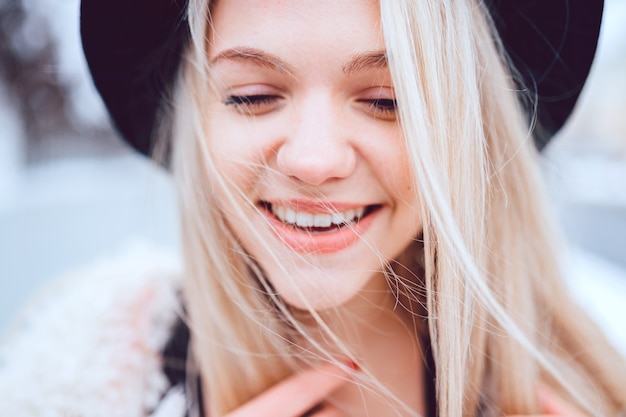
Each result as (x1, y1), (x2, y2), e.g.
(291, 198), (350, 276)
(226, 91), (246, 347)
(206, 0), (422, 310)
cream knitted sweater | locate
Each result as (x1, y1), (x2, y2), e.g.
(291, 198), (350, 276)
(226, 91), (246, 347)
(0, 245), (188, 417)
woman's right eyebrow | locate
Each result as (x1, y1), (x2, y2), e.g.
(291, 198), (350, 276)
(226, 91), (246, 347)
(209, 47), (295, 76)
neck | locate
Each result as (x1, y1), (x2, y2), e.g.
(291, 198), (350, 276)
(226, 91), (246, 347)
(299, 268), (428, 416)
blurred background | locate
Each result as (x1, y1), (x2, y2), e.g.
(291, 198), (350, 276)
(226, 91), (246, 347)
(0, 0), (625, 350)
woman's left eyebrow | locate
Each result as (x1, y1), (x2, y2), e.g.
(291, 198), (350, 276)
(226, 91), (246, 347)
(342, 50), (388, 74)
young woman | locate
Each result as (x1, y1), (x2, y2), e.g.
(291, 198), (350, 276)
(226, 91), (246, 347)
(2, 0), (625, 416)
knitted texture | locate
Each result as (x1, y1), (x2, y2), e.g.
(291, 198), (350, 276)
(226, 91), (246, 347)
(0, 243), (186, 417)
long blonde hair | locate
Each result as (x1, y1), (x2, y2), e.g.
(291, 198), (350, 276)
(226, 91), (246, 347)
(170, 0), (626, 416)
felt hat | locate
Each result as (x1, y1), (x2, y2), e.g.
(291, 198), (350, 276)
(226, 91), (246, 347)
(80, 0), (604, 159)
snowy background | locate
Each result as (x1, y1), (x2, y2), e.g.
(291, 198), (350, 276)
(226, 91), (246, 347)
(0, 0), (625, 352)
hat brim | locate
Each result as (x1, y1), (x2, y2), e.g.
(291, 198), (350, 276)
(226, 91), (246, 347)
(488, 0), (604, 150)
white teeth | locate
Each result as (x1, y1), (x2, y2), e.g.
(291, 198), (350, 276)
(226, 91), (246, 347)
(285, 208), (296, 223)
(331, 212), (345, 224)
(313, 213), (332, 227)
(274, 205), (286, 221)
(270, 204), (367, 228)
(295, 212), (314, 227)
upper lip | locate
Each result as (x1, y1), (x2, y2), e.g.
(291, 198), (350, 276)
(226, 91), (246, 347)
(259, 199), (372, 214)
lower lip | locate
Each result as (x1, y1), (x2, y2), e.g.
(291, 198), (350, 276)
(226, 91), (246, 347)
(264, 208), (379, 254)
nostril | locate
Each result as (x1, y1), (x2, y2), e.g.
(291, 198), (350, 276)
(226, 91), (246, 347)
(276, 141), (357, 185)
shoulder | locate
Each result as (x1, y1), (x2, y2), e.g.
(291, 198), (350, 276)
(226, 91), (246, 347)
(0, 243), (185, 417)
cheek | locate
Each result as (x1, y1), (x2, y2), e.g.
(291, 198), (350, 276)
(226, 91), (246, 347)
(371, 136), (421, 235)
(364, 130), (414, 198)
(207, 118), (270, 191)
(389, 138), (414, 196)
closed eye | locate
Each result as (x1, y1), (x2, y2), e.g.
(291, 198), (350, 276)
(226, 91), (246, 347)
(359, 98), (397, 120)
(224, 94), (279, 107)
(224, 94), (282, 115)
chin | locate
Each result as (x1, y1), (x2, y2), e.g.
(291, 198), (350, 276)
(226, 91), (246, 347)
(257, 257), (382, 312)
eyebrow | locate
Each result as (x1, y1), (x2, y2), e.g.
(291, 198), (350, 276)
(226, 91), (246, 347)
(342, 50), (388, 74)
(209, 47), (388, 76)
(209, 47), (294, 75)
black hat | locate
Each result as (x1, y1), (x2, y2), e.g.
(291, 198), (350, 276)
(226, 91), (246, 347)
(80, 0), (604, 159)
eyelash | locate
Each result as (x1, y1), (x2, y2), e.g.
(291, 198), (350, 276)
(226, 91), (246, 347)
(223, 95), (397, 118)
(363, 98), (397, 115)
(224, 94), (278, 107)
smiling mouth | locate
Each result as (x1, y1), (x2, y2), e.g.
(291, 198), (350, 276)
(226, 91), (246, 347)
(259, 202), (381, 233)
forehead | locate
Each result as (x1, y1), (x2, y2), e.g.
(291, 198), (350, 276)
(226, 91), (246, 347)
(207, 0), (384, 61)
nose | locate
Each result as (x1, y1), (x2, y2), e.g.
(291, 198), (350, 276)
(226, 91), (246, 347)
(276, 97), (357, 186)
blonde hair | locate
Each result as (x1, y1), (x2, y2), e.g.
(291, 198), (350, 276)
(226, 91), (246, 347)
(169, 0), (626, 416)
